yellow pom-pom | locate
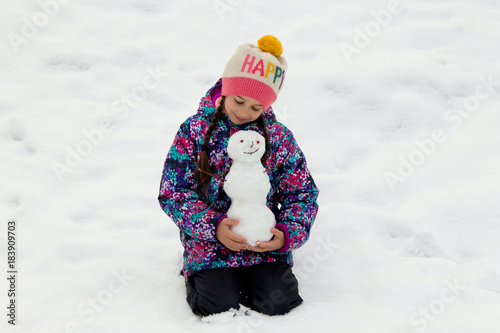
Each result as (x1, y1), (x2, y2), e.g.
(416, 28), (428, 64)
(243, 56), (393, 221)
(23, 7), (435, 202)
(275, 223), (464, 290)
(258, 35), (283, 58)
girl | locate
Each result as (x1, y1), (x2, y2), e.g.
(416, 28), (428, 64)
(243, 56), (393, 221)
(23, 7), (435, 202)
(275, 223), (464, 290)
(158, 35), (319, 317)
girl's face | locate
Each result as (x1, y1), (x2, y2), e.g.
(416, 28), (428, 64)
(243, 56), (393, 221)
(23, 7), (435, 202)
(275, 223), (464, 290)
(223, 95), (264, 125)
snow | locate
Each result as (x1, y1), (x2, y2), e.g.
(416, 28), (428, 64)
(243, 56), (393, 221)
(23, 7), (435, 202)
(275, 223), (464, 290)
(1, 0), (500, 332)
(224, 130), (275, 247)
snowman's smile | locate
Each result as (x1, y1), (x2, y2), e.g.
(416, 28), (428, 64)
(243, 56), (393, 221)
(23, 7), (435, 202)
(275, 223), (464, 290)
(244, 147), (260, 155)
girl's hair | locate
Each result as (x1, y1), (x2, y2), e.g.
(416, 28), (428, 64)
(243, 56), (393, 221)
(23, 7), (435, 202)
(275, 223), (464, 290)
(196, 96), (271, 191)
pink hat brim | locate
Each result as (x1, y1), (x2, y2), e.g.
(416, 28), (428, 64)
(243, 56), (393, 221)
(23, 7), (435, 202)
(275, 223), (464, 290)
(222, 77), (277, 111)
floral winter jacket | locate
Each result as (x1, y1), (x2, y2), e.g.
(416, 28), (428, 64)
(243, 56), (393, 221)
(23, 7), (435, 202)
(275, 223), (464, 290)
(158, 79), (319, 279)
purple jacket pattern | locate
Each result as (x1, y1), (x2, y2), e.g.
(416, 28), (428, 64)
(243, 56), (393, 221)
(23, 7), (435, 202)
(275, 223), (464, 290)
(158, 79), (319, 279)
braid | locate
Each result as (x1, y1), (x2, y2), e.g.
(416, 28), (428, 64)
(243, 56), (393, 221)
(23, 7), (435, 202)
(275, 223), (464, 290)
(196, 96), (226, 191)
(257, 114), (271, 167)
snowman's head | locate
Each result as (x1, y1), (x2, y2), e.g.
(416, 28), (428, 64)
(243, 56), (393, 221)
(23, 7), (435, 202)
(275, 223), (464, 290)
(227, 130), (266, 163)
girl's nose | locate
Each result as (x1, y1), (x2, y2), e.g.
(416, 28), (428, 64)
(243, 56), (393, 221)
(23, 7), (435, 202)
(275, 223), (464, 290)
(240, 108), (251, 118)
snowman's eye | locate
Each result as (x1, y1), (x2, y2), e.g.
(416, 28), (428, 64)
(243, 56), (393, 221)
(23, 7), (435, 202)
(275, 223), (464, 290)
(240, 140), (244, 143)
(256, 141), (260, 144)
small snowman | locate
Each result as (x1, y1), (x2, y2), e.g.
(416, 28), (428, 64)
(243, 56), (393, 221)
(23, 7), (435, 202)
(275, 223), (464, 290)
(223, 130), (276, 246)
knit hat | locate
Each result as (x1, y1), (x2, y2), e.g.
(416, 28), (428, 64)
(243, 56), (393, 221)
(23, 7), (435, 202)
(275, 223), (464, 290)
(222, 35), (288, 111)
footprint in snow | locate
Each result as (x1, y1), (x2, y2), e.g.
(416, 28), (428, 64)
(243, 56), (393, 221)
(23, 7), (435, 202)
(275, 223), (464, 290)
(47, 56), (90, 71)
(5, 118), (38, 156)
(395, 231), (447, 259)
(6, 118), (26, 142)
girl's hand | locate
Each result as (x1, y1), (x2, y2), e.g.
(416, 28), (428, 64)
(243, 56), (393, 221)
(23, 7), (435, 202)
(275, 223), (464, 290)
(216, 218), (249, 252)
(247, 228), (285, 253)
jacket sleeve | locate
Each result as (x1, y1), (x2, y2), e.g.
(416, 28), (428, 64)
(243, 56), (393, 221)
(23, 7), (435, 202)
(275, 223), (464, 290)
(158, 119), (223, 241)
(272, 131), (319, 253)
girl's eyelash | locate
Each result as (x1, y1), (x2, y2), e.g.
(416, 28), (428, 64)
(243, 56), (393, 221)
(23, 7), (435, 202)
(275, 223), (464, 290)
(235, 98), (260, 110)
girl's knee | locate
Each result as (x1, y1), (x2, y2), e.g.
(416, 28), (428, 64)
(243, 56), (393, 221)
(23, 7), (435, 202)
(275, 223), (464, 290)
(186, 269), (243, 316)
(251, 292), (303, 315)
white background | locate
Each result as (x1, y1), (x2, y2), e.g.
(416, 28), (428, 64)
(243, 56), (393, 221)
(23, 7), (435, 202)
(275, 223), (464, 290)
(1, 0), (500, 332)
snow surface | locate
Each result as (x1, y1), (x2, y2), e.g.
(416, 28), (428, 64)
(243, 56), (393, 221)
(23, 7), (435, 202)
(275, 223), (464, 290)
(1, 0), (500, 332)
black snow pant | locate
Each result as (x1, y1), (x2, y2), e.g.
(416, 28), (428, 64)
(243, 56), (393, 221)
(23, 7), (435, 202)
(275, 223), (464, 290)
(186, 261), (302, 317)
